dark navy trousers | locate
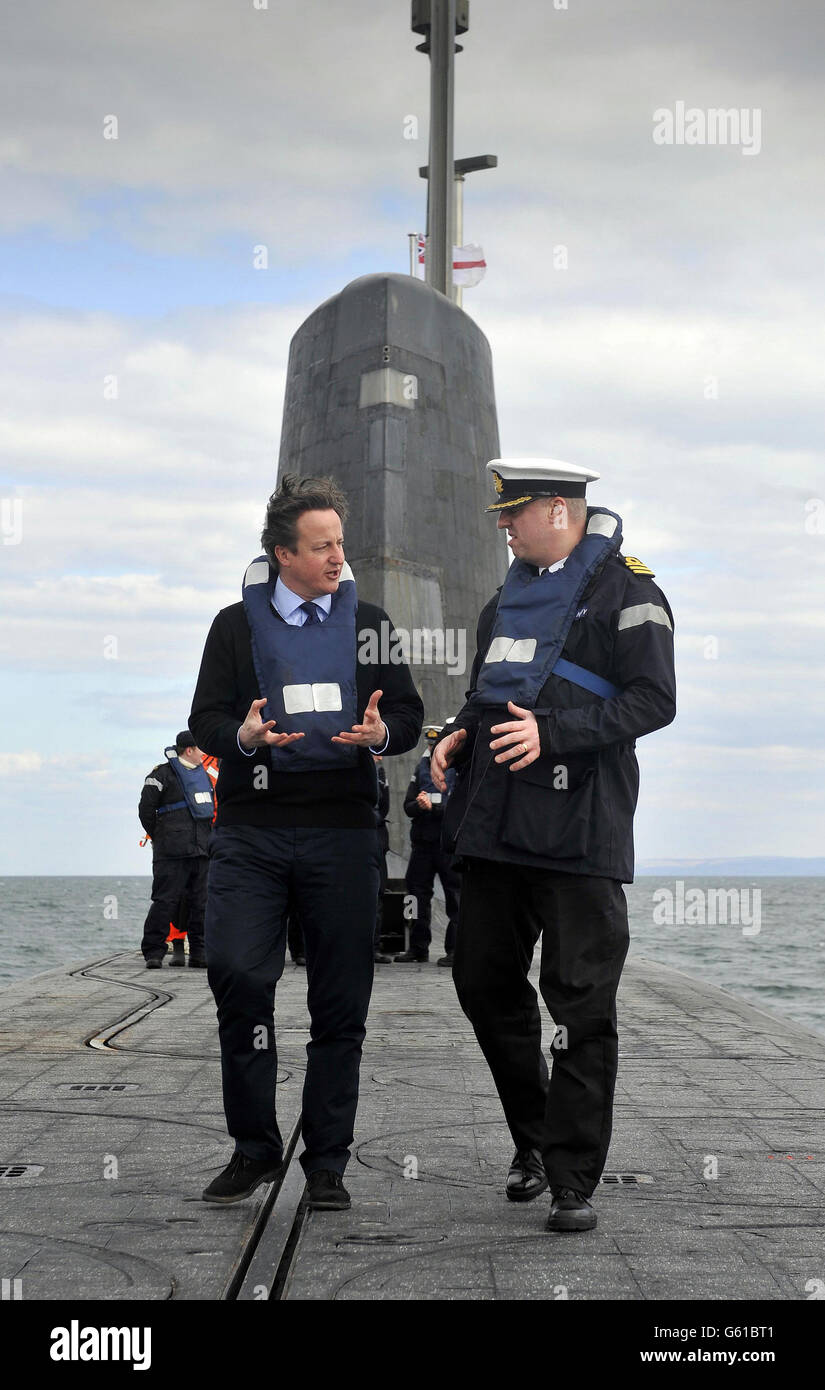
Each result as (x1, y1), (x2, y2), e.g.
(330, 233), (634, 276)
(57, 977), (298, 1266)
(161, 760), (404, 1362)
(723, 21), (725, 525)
(453, 858), (630, 1197)
(205, 825), (380, 1176)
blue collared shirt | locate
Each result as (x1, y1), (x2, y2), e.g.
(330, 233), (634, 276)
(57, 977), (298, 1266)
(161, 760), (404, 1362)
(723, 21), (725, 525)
(272, 576), (333, 624)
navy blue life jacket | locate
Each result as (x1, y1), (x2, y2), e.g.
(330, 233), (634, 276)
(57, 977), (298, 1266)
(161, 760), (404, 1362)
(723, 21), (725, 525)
(242, 555), (359, 773)
(159, 749), (215, 820)
(470, 507), (624, 710)
(418, 752), (456, 806)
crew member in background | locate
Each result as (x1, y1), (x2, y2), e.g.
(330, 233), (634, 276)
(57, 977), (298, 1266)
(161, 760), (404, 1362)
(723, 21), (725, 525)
(190, 474), (423, 1210)
(167, 752), (219, 966)
(395, 724), (461, 967)
(372, 754), (393, 964)
(432, 459), (676, 1233)
(138, 732), (214, 969)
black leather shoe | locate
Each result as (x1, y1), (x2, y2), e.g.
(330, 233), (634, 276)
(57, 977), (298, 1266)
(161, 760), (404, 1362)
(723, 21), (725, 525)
(188, 953), (207, 968)
(506, 1148), (549, 1203)
(291, 953), (306, 966)
(373, 951), (393, 963)
(145, 957), (163, 970)
(545, 1187), (597, 1232)
(306, 1169), (351, 1210)
(169, 941), (186, 966)
(437, 952), (454, 967)
(393, 949), (428, 963)
(202, 1152), (281, 1204)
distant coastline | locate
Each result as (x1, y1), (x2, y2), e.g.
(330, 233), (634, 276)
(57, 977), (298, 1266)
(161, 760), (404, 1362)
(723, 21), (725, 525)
(2, 858), (825, 877)
(636, 858), (825, 877)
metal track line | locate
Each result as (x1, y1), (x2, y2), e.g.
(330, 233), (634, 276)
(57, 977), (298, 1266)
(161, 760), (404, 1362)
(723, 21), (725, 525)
(221, 1117), (304, 1301)
(71, 954), (174, 1051)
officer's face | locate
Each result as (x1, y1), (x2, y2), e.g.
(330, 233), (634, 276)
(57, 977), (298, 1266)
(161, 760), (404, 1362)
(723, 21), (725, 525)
(276, 508), (345, 600)
(497, 497), (560, 564)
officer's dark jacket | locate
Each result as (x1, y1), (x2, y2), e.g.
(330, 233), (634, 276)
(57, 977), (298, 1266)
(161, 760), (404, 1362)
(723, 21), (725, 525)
(404, 754), (453, 846)
(189, 600), (423, 830)
(443, 553), (676, 881)
(138, 762), (212, 859)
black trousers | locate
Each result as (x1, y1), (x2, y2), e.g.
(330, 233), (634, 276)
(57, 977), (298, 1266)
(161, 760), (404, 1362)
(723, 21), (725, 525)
(141, 856), (207, 959)
(405, 842), (462, 953)
(204, 825), (380, 1176)
(453, 858), (629, 1197)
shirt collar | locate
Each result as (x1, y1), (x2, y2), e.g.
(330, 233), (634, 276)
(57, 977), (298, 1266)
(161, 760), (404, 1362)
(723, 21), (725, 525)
(273, 575), (333, 621)
(538, 557), (567, 576)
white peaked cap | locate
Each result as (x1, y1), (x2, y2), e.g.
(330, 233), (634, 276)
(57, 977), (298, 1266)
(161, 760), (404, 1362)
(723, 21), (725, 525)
(485, 458), (600, 511)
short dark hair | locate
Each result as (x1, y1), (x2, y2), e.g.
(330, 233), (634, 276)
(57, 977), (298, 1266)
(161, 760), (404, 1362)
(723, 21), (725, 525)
(175, 730), (195, 752)
(260, 473), (349, 566)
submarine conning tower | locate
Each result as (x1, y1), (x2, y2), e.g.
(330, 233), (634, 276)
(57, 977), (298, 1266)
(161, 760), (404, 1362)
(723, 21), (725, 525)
(276, 270), (507, 848)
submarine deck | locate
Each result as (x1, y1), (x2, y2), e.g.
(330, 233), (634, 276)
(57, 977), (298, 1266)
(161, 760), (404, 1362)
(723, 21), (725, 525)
(0, 940), (823, 1304)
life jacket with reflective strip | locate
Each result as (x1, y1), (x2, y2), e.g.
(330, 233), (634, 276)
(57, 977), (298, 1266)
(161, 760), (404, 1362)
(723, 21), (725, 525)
(158, 748), (216, 819)
(470, 507), (624, 710)
(242, 555), (359, 772)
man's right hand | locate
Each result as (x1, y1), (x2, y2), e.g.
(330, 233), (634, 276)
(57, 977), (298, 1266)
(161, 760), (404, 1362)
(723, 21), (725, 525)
(415, 791), (433, 811)
(238, 697), (305, 750)
(430, 728), (467, 791)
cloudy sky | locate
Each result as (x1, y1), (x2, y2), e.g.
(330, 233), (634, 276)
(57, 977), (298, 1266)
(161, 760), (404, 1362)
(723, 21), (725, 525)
(1, 0), (823, 873)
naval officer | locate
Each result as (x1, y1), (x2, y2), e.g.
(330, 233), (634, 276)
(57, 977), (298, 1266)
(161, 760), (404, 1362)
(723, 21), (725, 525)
(432, 459), (676, 1232)
(190, 474), (423, 1208)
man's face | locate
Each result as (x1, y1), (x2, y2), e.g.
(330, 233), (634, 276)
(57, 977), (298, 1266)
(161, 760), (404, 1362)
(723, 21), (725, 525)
(496, 496), (560, 565)
(181, 746), (204, 764)
(276, 508), (345, 600)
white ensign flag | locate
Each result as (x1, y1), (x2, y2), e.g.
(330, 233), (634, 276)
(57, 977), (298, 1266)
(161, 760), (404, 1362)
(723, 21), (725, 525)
(413, 237), (487, 287)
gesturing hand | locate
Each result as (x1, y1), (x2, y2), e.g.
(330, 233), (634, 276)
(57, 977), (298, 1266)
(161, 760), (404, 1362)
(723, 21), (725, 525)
(490, 700), (540, 772)
(331, 689), (387, 748)
(238, 697), (305, 750)
(430, 727), (467, 791)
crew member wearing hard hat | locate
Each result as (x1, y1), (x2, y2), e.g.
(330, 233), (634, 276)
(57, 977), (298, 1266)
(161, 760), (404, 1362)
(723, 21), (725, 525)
(395, 723), (461, 966)
(138, 732), (215, 968)
(432, 459), (676, 1233)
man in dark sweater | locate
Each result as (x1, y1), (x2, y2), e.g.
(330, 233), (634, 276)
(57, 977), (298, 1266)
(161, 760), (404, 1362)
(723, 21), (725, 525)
(190, 475), (423, 1209)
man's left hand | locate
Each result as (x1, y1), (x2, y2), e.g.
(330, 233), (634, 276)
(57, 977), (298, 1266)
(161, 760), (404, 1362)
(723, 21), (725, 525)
(490, 700), (540, 771)
(332, 689), (387, 748)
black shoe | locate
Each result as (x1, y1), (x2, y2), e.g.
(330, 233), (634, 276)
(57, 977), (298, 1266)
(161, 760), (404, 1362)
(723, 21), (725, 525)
(437, 952), (454, 967)
(169, 941), (186, 966)
(373, 951), (393, 964)
(145, 956), (163, 970)
(393, 949), (428, 963)
(188, 953), (207, 968)
(545, 1187), (597, 1232)
(291, 953), (306, 966)
(506, 1148), (549, 1203)
(306, 1169), (351, 1211)
(202, 1152), (281, 1205)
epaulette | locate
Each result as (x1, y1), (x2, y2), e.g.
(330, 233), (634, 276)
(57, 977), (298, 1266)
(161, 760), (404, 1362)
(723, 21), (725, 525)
(622, 554), (655, 578)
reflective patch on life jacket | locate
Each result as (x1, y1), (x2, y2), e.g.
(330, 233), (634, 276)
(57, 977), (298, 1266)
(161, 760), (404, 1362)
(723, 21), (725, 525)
(282, 682), (343, 714)
(484, 637), (538, 664)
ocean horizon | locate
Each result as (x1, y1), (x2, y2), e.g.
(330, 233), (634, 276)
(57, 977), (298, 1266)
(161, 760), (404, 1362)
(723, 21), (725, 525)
(1, 874), (823, 1040)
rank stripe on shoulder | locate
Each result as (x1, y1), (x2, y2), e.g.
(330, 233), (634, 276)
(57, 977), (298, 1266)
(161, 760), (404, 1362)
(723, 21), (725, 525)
(623, 555), (655, 577)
